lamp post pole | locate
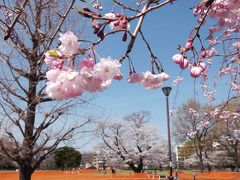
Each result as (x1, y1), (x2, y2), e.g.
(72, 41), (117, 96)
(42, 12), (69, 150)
(162, 87), (173, 180)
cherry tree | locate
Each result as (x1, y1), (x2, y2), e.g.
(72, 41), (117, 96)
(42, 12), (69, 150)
(0, 1), (91, 180)
(172, 100), (216, 171)
(0, 0), (239, 179)
(211, 99), (240, 171)
(95, 111), (168, 172)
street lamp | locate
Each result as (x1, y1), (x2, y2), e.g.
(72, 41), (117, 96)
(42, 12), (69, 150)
(162, 86), (173, 180)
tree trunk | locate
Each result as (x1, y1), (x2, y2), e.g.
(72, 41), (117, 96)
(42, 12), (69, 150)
(234, 147), (239, 172)
(128, 159), (143, 173)
(199, 153), (204, 172)
(19, 166), (33, 180)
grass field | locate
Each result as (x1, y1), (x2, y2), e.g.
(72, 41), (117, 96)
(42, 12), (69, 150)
(0, 170), (239, 180)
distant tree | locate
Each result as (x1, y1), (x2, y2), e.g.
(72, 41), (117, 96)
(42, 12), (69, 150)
(172, 100), (215, 172)
(211, 99), (240, 171)
(96, 111), (168, 173)
(54, 146), (81, 171)
(39, 154), (56, 170)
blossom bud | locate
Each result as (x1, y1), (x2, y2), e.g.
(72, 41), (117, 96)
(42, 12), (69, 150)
(122, 17), (127, 25)
(114, 20), (120, 26)
(97, 30), (104, 40)
(93, 28), (99, 34)
(83, 8), (92, 12)
(185, 40), (193, 51)
(190, 65), (202, 78)
(201, 47), (207, 58)
(122, 32), (127, 42)
(172, 54), (184, 65)
(179, 58), (190, 69)
(199, 61), (206, 72)
(114, 73), (123, 80)
(98, 5), (103, 11)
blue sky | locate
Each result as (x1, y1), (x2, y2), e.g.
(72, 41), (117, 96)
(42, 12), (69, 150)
(74, 0), (232, 149)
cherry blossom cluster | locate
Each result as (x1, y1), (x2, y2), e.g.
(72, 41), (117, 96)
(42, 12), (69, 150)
(194, 0), (240, 40)
(230, 82), (240, 95)
(219, 65), (232, 76)
(172, 0), (239, 78)
(219, 110), (240, 123)
(200, 81), (216, 104)
(171, 36), (217, 79)
(44, 31), (122, 100)
(187, 130), (197, 138)
(208, 107), (219, 118)
(128, 71), (169, 89)
(188, 108), (200, 117)
(136, 0), (146, 6)
(79, 8), (130, 41)
(196, 119), (210, 130)
(173, 76), (183, 86)
(44, 31), (171, 100)
(186, 107), (211, 138)
(171, 0), (239, 109)
(93, 3), (103, 11)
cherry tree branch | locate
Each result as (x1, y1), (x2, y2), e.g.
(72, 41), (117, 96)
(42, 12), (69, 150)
(113, 0), (141, 12)
(4, 0), (29, 40)
(128, 0), (175, 20)
(119, 0), (152, 62)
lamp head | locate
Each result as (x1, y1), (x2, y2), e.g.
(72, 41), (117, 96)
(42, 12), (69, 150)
(162, 87), (172, 97)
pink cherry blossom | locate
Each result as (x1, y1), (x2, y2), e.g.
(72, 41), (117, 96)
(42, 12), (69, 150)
(219, 66), (232, 76)
(108, 14), (130, 31)
(172, 54), (183, 65)
(92, 20), (102, 30)
(80, 56), (95, 70)
(104, 13), (116, 19)
(173, 76), (183, 86)
(83, 75), (107, 93)
(193, 4), (204, 16)
(128, 72), (144, 83)
(142, 71), (163, 89)
(190, 65), (202, 78)
(187, 130), (197, 138)
(44, 51), (63, 68)
(56, 70), (84, 97)
(94, 57), (121, 81)
(159, 72), (170, 81)
(219, 111), (231, 120)
(61, 76), (84, 98)
(93, 3), (103, 11)
(201, 48), (207, 58)
(45, 55), (123, 100)
(199, 62), (206, 72)
(46, 82), (65, 100)
(230, 82), (240, 94)
(179, 58), (190, 69)
(58, 31), (80, 55)
(206, 0), (240, 39)
(203, 90), (216, 104)
(185, 40), (193, 51)
(113, 73), (123, 80)
(46, 69), (61, 82)
(206, 48), (217, 57)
